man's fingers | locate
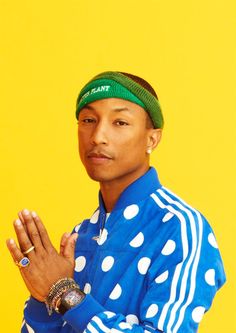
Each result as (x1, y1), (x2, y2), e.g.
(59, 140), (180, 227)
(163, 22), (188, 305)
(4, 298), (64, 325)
(30, 211), (54, 251)
(6, 238), (29, 267)
(18, 211), (25, 223)
(17, 211), (28, 232)
(19, 209), (54, 252)
(21, 209), (43, 249)
(14, 219), (36, 257)
(62, 233), (78, 265)
(60, 232), (71, 255)
(6, 238), (44, 300)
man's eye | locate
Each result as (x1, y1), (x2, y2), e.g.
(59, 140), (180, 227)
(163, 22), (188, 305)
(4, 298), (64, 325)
(82, 118), (95, 123)
(115, 120), (129, 126)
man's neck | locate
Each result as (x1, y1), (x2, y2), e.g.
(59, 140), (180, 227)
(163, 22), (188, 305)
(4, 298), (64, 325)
(99, 165), (149, 212)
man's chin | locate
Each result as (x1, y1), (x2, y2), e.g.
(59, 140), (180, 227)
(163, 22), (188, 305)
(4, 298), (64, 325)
(86, 169), (112, 183)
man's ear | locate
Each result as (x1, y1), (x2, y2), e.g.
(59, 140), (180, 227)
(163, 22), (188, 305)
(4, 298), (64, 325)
(147, 128), (162, 151)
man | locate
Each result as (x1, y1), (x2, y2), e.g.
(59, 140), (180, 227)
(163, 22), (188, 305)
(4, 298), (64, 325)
(7, 71), (226, 333)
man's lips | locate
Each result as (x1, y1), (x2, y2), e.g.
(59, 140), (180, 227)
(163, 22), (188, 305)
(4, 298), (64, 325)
(87, 151), (113, 164)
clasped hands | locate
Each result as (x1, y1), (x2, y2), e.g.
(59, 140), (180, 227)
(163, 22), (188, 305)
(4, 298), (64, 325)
(6, 209), (78, 302)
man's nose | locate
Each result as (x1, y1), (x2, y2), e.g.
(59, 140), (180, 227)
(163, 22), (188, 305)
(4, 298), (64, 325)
(90, 121), (108, 145)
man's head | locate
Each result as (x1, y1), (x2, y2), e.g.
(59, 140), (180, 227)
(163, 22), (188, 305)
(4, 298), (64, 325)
(76, 71), (163, 186)
(76, 71), (164, 129)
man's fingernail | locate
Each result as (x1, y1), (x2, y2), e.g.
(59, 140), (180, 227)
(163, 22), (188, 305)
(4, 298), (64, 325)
(9, 238), (15, 245)
(15, 219), (22, 226)
(23, 209), (30, 215)
(31, 211), (37, 217)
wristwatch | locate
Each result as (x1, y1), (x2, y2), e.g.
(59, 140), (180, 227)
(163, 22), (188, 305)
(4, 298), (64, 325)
(57, 287), (85, 315)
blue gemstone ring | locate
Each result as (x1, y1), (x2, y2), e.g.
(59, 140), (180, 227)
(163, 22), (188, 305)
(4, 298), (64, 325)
(15, 257), (30, 268)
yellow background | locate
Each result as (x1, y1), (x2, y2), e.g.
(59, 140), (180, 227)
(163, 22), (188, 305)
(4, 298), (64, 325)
(1, 0), (235, 332)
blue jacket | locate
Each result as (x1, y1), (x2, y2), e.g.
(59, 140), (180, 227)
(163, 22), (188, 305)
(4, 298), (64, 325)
(22, 167), (226, 333)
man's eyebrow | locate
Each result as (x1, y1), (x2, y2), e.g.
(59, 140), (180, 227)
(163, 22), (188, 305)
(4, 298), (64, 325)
(80, 105), (95, 111)
(112, 107), (134, 112)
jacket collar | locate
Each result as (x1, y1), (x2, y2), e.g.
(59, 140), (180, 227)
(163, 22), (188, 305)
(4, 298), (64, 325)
(98, 167), (162, 213)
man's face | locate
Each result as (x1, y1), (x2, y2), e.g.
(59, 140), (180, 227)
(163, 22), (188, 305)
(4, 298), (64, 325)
(78, 98), (160, 185)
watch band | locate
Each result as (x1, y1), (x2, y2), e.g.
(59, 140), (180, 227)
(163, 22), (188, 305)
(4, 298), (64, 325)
(57, 287), (85, 315)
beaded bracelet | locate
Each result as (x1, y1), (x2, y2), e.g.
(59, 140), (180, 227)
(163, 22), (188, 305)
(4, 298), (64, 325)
(45, 278), (79, 315)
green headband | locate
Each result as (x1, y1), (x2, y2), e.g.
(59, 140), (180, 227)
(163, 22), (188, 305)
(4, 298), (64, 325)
(76, 71), (164, 129)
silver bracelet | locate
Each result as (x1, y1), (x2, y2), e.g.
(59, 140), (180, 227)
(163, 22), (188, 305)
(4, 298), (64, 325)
(45, 278), (79, 315)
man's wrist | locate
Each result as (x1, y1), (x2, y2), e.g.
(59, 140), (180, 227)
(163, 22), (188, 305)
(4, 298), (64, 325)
(45, 278), (84, 315)
(56, 287), (85, 315)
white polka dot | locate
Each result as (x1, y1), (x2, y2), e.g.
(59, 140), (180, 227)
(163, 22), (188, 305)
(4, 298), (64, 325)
(146, 304), (159, 318)
(208, 233), (218, 248)
(155, 270), (169, 283)
(119, 322), (132, 329)
(97, 228), (108, 245)
(75, 256), (86, 272)
(90, 210), (99, 224)
(162, 212), (174, 222)
(102, 256), (115, 272)
(109, 284), (122, 300)
(104, 311), (116, 318)
(74, 223), (82, 232)
(126, 314), (139, 324)
(84, 283), (92, 294)
(129, 232), (144, 248)
(26, 323), (35, 333)
(123, 204), (139, 220)
(192, 306), (205, 323)
(138, 257), (151, 275)
(161, 240), (176, 255)
(205, 269), (216, 286)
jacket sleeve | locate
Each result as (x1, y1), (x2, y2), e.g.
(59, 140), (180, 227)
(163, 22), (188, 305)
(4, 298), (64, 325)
(22, 297), (64, 332)
(22, 214), (226, 333)
(22, 293), (163, 333)
(22, 207), (226, 333)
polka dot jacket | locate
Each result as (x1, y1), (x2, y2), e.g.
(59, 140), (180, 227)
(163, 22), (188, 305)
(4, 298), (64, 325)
(22, 167), (226, 333)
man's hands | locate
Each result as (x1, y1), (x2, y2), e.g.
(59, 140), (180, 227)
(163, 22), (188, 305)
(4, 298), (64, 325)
(6, 209), (78, 302)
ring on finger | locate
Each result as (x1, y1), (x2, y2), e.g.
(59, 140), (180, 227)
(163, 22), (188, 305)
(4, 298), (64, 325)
(23, 246), (35, 255)
(15, 257), (30, 268)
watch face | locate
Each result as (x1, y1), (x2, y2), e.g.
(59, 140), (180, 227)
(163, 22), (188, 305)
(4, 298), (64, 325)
(63, 289), (84, 307)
